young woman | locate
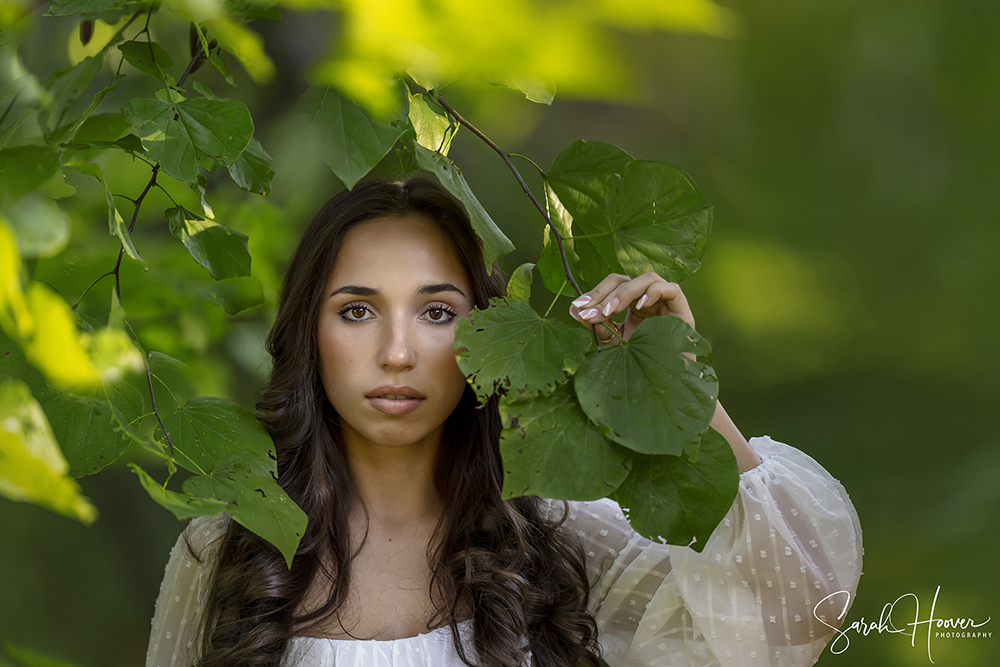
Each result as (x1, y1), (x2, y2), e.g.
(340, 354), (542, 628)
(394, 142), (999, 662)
(145, 174), (863, 667)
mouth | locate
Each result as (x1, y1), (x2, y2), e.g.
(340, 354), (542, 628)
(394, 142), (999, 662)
(366, 386), (425, 415)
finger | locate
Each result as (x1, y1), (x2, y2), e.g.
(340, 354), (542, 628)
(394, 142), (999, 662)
(573, 271), (669, 325)
(568, 273), (629, 323)
(632, 280), (695, 328)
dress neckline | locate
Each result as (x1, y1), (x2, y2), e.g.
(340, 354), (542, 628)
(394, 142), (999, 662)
(291, 618), (473, 645)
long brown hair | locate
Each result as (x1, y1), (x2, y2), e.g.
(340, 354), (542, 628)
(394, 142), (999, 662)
(193, 174), (601, 667)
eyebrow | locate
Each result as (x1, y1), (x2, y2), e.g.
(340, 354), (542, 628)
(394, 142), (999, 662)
(329, 283), (468, 299)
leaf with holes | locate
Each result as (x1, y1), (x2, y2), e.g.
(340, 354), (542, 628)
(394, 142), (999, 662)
(574, 315), (717, 457)
(183, 458), (307, 568)
(455, 297), (592, 402)
(614, 429), (738, 552)
(499, 383), (629, 501)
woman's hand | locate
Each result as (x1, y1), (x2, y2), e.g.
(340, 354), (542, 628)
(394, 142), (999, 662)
(567, 271), (695, 344)
(568, 271), (762, 472)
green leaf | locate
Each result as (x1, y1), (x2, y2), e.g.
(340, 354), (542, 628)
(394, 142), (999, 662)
(44, 0), (127, 17)
(296, 86), (404, 189)
(64, 161), (143, 264)
(161, 395), (276, 477)
(227, 137), (274, 195)
(407, 91), (457, 156)
(123, 95), (254, 183)
(586, 160), (712, 282)
(455, 296), (592, 402)
(118, 40), (175, 84)
(573, 315), (717, 457)
(226, 0), (281, 23)
(614, 429), (739, 552)
(546, 139), (633, 227)
(40, 56), (102, 136)
(0, 379), (97, 524)
(414, 144), (514, 269)
(196, 275), (264, 314)
(167, 206), (252, 280)
(130, 462), (230, 520)
(499, 383), (629, 500)
(538, 180), (582, 296)
(37, 389), (131, 477)
(210, 50), (236, 86)
(1, 194), (70, 258)
(506, 262), (534, 301)
(147, 351), (194, 414)
(52, 74), (126, 146)
(3, 642), (82, 667)
(183, 458), (307, 568)
(0, 146), (60, 200)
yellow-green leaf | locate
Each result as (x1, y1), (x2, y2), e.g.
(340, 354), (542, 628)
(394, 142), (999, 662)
(0, 379), (97, 524)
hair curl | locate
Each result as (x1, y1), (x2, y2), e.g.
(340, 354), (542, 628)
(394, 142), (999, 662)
(193, 174), (602, 667)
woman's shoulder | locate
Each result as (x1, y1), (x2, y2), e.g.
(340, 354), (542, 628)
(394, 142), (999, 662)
(180, 512), (232, 559)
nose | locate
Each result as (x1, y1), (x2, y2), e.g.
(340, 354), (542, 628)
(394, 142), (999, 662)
(377, 316), (416, 371)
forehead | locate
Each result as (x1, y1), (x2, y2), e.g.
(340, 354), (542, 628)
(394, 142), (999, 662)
(327, 214), (470, 289)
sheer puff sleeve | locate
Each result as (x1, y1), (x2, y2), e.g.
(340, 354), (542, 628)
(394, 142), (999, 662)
(554, 436), (863, 667)
(146, 513), (230, 667)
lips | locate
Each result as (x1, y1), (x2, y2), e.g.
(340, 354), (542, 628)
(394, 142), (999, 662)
(366, 385), (425, 415)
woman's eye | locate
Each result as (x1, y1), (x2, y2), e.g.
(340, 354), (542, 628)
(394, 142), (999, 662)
(425, 306), (457, 323)
(339, 303), (371, 321)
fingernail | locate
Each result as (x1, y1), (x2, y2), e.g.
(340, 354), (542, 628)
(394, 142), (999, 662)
(636, 294), (648, 310)
(602, 299), (618, 317)
(571, 295), (592, 307)
(580, 308), (599, 320)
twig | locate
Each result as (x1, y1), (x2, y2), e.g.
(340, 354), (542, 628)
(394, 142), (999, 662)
(432, 93), (583, 298)
(111, 164), (159, 305)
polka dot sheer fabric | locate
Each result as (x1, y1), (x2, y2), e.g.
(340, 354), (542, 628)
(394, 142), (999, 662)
(146, 436), (863, 667)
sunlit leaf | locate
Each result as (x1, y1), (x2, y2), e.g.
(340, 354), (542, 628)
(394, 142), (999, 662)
(614, 429), (739, 552)
(204, 17), (275, 84)
(407, 91), (457, 156)
(123, 95), (254, 183)
(183, 457), (307, 568)
(455, 296), (592, 402)
(161, 395), (276, 477)
(296, 86), (404, 189)
(573, 315), (717, 457)
(4, 641), (84, 667)
(166, 206), (251, 280)
(546, 139), (632, 226)
(0, 379), (97, 524)
(499, 383), (629, 500)
(506, 262), (533, 301)
(414, 144), (514, 269)
(22, 284), (100, 388)
(227, 137), (274, 195)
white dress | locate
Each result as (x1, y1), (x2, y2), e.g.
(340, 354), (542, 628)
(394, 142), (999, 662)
(145, 436), (863, 667)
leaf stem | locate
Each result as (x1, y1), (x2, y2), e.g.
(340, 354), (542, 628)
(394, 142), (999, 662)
(543, 279), (566, 318)
(508, 152), (545, 175)
(430, 91), (582, 298)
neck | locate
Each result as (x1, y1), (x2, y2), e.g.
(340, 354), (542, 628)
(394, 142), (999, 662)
(342, 428), (445, 533)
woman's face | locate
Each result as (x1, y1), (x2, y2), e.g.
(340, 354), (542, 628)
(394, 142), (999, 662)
(317, 214), (474, 454)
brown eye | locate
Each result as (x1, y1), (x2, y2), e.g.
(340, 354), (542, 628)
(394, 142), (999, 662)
(351, 307), (367, 319)
(428, 308), (444, 321)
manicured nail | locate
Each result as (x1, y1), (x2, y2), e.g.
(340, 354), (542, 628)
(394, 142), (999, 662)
(571, 295), (592, 307)
(636, 294), (648, 310)
(580, 308), (599, 320)
(602, 298), (618, 317)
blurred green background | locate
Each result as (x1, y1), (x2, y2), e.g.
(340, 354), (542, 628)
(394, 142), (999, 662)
(2, 0), (998, 665)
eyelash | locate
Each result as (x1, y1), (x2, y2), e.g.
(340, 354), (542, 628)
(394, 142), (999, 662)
(338, 302), (459, 325)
